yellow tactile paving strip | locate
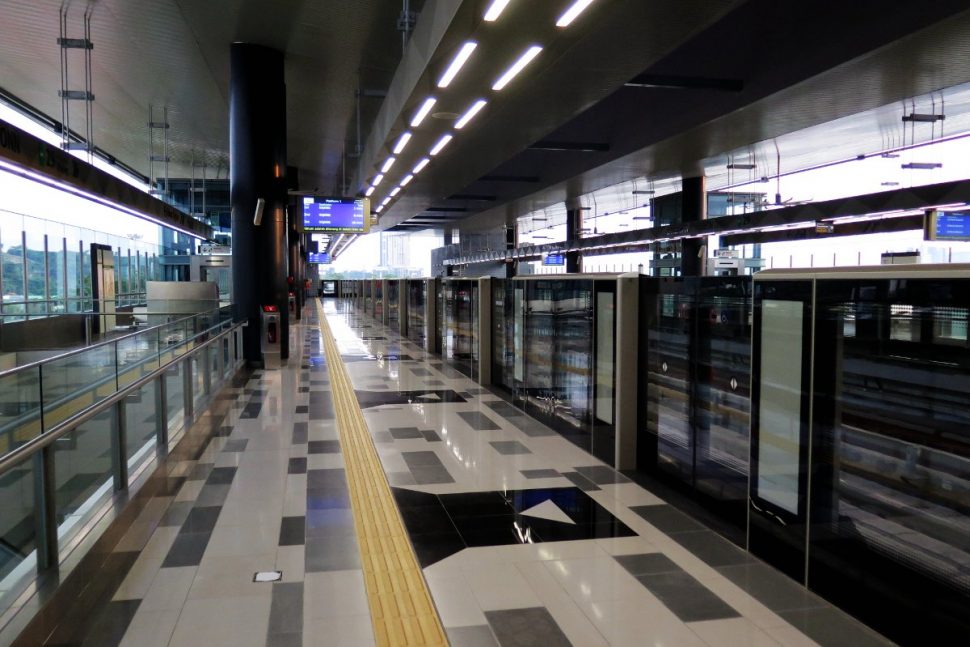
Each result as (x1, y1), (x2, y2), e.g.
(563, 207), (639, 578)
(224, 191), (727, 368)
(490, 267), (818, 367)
(314, 300), (448, 647)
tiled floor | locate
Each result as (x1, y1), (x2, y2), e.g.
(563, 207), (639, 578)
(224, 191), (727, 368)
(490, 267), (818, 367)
(3, 300), (896, 647)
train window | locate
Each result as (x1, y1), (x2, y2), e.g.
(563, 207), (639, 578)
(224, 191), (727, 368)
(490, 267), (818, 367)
(889, 304), (919, 342)
(933, 306), (968, 345)
(839, 304), (856, 338)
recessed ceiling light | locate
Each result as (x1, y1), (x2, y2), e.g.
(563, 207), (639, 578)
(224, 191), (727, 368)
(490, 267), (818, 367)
(365, 186), (375, 197)
(412, 158), (430, 174)
(372, 173), (385, 186)
(437, 41), (478, 88)
(455, 99), (487, 129)
(492, 46), (542, 91)
(381, 197), (391, 206)
(430, 134), (453, 156)
(410, 97), (437, 127)
(390, 186), (401, 197)
(400, 174), (415, 186)
(381, 157), (396, 173)
(375, 205), (383, 213)
(483, 0), (511, 21)
(556, 0), (596, 27)
(392, 132), (412, 155)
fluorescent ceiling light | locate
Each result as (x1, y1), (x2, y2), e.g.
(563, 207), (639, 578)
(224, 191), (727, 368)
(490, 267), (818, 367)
(412, 158), (430, 174)
(381, 157), (396, 173)
(483, 0), (511, 21)
(389, 187), (401, 198)
(556, 0), (596, 27)
(410, 97), (437, 127)
(365, 186), (375, 197)
(381, 197), (391, 206)
(375, 205), (383, 213)
(492, 45), (542, 91)
(455, 99), (487, 129)
(401, 174), (415, 186)
(437, 41), (478, 88)
(430, 134), (453, 156)
(392, 132), (412, 154)
(372, 173), (385, 186)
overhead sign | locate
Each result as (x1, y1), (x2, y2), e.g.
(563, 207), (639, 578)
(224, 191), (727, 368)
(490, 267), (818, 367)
(308, 252), (331, 264)
(926, 209), (970, 241)
(543, 254), (565, 266)
(301, 196), (370, 233)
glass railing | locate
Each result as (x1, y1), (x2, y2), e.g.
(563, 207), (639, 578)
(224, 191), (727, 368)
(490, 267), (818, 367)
(0, 306), (244, 631)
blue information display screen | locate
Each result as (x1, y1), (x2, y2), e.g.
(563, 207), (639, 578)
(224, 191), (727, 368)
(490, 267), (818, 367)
(301, 197), (369, 233)
(308, 253), (331, 264)
(934, 211), (970, 241)
(543, 254), (565, 266)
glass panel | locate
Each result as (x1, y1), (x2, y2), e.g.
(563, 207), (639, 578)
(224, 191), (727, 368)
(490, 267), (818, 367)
(164, 361), (185, 445)
(42, 345), (117, 429)
(756, 299), (804, 515)
(117, 330), (160, 388)
(555, 281), (594, 450)
(55, 409), (114, 549)
(595, 291), (614, 425)
(24, 229), (46, 315)
(0, 368), (42, 454)
(125, 382), (157, 473)
(47, 233), (64, 314)
(1, 223), (26, 319)
(387, 281), (399, 325)
(192, 355), (204, 408)
(0, 454), (36, 616)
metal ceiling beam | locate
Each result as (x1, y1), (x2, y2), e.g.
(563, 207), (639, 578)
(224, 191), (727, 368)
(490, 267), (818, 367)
(624, 73), (743, 91)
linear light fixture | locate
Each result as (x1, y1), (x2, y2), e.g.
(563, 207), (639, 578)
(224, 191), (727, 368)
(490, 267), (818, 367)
(390, 186), (401, 197)
(631, 190), (655, 195)
(901, 162), (942, 170)
(381, 197), (391, 206)
(400, 173), (415, 186)
(483, 0), (511, 21)
(375, 205), (383, 214)
(556, 0), (596, 27)
(412, 157), (430, 174)
(410, 97), (437, 127)
(392, 132), (412, 154)
(365, 186), (375, 197)
(438, 41), (478, 88)
(430, 134), (453, 156)
(902, 113), (945, 123)
(372, 173), (385, 186)
(381, 157), (396, 173)
(492, 45), (542, 91)
(727, 163), (756, 170)
(455, 99), (487, 129)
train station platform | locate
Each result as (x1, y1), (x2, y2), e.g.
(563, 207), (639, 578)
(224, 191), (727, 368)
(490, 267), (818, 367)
(6, 298), (893, 647)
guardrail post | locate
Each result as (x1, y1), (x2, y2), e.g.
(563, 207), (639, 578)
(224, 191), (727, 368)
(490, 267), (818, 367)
(33, 446), (59, 571)
(112, 400), (128, 491)
(202, 344), (212, 396)
(155, 376), (168, 452)
(183, 357), (194, 424)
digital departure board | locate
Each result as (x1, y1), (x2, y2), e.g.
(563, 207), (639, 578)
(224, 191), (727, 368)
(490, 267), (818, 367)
(928, 210), (970, 241)
(307, 252), (331, 264)
(301, 196), (370, 233)
(543, 254), (565, 266)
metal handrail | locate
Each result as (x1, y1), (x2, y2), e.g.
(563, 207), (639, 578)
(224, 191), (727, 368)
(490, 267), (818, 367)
(0, 305), (234, 380)
(0, 319), (244, 475)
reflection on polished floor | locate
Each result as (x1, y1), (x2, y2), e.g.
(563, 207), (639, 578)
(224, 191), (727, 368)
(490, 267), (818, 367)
(6, 299), (894, 646)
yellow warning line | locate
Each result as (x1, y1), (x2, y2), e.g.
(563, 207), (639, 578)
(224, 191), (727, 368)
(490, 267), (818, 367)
(314, 300), (448, 647)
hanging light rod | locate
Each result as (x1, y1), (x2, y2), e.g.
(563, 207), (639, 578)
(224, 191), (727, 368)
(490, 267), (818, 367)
(437, 41), (478, 88)
(902, 113), (945, 123)
(727, 163), (756, 170)
(483, 0), (511, 22)
(901, 162), (942, 169)
(632, 189), (655, 195)
(492, 45), (543, 91)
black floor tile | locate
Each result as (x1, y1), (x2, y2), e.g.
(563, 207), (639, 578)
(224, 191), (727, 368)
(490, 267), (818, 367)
(778, 607), (893, 647)
(399, 505), (460, 535)
(278, 516), (306, 546)
(222, 439), (249, 452)
(489, 440), (531, 455)
(614, 552), (678, 576)
(391, 487), (440, 509)
(486, 607), (573, 647)
(573, 465), (630, 485)
(162, 531), (211, 568)
(288, 457), (307, 474)
(307, 440), (341, 454)
(205, 466), (238, 485)
(80, 599), (142, 647)
(670, 530), (756, 568)
(180, 506), (222, 534)
(629, 504), (706, 533)
(457, 411), (501, 431)
(306, 468), (347, 490)
(561, 472), (600, 491)
(409, 532), (467, 567)
(389, 427), (423, 439)
(717, 562), (828, 613)
(636, 570), (740, 622)
(401, 451), (445, 468)
(439, 491), (513, 519)
(520, 469), (561, 479)
(292, 422), (308, 444)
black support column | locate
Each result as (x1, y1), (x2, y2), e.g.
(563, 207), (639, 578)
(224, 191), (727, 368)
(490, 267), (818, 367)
(505, 224), (517, 278)
(565, 208), (583, 273)
(230, 43), (290, 363)
(680, 176), (707, 277)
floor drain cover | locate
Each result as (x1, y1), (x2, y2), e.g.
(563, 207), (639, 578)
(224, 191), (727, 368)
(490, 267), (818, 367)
(254, 571), (282, 583)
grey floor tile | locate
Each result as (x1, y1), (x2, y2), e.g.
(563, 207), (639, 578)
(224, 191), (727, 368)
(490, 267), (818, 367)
(629, 504), (706, 533)
(484, 400), (522, 418)
(288, 457), (308, 474)
(222, 439), (249, 452)
(485, 607), (573, 647)
(83, 599), (142, 647)
(457, 411), (501, 431)
(636, 571), (740, 622)
(306, 469), (347, 490)
(670, 530), (755, 568)
(421, 429), (442, 442)
(307, 440), (341, 454)
(279, 516), (306, 546)
(511, 417), (557, 437)
(194, 484), (231, 507)
(305, 508), (356, 539)
(159, 501), (194, 527)
(717, 563), (829, 613)
(573, 465), (630, 485)
(447, 624), (500, 647)
(614, 552), (675, 575)
(387, 471), (417, 486)
(520, 469), (560, 479)
(205, 466), (238, 485)
(304, 535), (361, 572)
(267, 581), (304, 636)
(188, 462), (214, 481)
(180, 506), (222, 534)
(410, 465), (455, 485)
(389, 426), (423, 439)
(561, 471), (600, 491)
(266, 632), (303, 647)
(162, 531), (211, 568)
(778, 607), (893, 647)
(489, 441), (531, 455)
(292, 422), (308, 445)
(401, 451), (444, 468)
